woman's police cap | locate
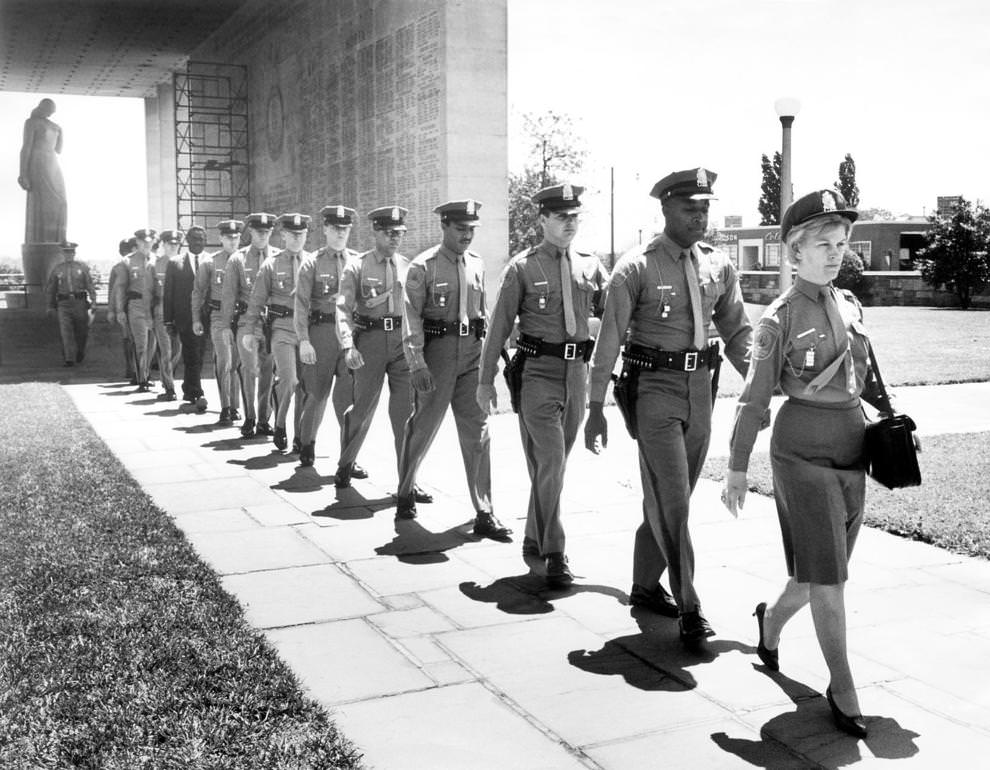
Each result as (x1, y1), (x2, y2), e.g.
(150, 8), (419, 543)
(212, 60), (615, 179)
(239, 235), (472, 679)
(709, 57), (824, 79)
(650, 168), (717, 201)
(781, 189), (858, 241)
(320, 205), (356, 226)
(532, 184), (583, 212)
(434, 199), (482, 223)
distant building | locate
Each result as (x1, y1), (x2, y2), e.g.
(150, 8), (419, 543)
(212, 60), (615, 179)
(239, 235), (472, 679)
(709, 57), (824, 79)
(723, 215), (743, 228)
(714, 219), (931, 272)
(937, 196), (963, 218)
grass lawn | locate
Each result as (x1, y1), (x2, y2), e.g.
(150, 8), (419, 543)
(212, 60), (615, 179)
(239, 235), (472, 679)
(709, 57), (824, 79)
(0, 383), (363, 769)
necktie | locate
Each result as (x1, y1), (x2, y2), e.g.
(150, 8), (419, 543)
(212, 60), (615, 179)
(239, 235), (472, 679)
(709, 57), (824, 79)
(560, 248), (576, 337)
(823, 286), (857, 395)
(683, 249), (706, 350)
(458, 254), (469, 326)
(385, 256), (395, 314)
(67, 265), (74, 293)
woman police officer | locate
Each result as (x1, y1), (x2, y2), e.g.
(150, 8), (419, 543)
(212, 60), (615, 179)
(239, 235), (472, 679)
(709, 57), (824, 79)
(722, 189), (904, 739)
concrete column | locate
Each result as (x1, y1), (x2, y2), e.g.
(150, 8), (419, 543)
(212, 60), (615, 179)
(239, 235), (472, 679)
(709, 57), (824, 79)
(144, 82), (178, 229)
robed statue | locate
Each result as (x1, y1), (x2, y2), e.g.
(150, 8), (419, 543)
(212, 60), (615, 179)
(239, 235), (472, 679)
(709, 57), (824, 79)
(19, 98), (67, 245)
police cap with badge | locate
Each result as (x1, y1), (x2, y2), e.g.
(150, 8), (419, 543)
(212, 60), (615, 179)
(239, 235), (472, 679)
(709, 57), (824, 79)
(134, 227), (159, 241)
(245, 212), (277, 230)
(532, 183), (584, 213)
(650, 167), (718, 201)
(368, 206), (408, 231)
(217, 220), (243, 236)
(278, 212), (311, 231)
(59, 240), (78, 252)
(434, 199), (482, 224)
(781, 189), (858, 241)
(159, 229), (184, 244)
(320, 205), (357, 226)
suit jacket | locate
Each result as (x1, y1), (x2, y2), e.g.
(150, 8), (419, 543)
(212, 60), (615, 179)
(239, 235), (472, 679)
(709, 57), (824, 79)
(164, 250), (200, 331)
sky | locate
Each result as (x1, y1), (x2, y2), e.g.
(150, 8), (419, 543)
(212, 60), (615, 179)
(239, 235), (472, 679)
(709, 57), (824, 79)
(1, 0), (988, 266)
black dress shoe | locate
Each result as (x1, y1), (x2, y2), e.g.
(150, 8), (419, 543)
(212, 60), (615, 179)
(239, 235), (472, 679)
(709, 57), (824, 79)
(136, 382), (150, 393)
(334, 463), (352, 488)
(230, 408), (241, 422)
(195, 396), (208, 413)
(395, 495), (417, 519)
(351, 463), (369, 479)
(291, 436), (302, 454)
(76, 352), (85, 363)
(473, 512), (512, 540)
(218, 407), (232, 425)
(255, 421), (274, 436)
(754, 602), (780, 671)
(157, 389), (176, 402)
(413, 485), (433, 504)
(299, 442), (315, 467)
(679, 610), (715, 644)
(629, 583), (680, 618)
(63, 360), (74, 367)
(826, 687), (868, 739)
(240, 418), (256, 438)
(545, 552), (574, 588)
(273, 426), (288, 450)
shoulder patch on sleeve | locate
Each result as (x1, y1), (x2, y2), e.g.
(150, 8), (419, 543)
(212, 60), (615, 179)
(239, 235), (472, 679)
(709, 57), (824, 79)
(404, 263), (425, 291)
(751, 319), (781, 362)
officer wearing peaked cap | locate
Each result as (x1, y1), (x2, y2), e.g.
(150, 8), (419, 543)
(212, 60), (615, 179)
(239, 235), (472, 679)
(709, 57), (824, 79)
(585, 167), (752, 647)
(192, 219), (244, 423)
(107, 237), (139, 382)
(117, 227), (159, 392)
(394, 200), (512, 538)
(293, 204), (362, 469)
(223, 212), (279, 437)
(150, 229), (184, 401)
(45, 239), (96, 367)
(241, 213), (310, 451)
(478, 183), (609, 586)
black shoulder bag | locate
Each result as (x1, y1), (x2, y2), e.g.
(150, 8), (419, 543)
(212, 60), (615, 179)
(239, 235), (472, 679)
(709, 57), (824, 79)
(862, 343), (921, 489)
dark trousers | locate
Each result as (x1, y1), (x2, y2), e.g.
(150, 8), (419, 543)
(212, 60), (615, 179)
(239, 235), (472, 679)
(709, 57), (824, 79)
(56, 299), (88, 363)
(176, 324), (206, 399)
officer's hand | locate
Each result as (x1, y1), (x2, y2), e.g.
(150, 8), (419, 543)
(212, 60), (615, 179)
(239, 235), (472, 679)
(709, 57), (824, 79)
(240, 333), (254, 352)
(759, 407), (772, 431)
(475, 383), (497, 415)
(345, 347), (364, 370)
(584, 402), (608, 454)
(106, 311), (116, 325)
(193, 320), (203, 336)
(722, 470), (747, 518)
(411, 367), (434, 393)
(913, 434), (923, 453)
(299, 339), (316, 365)
(17, 175), (30, 191)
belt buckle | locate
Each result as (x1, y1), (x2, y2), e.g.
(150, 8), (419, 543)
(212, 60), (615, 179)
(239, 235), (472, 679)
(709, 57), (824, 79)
(383, 317), (395, 332)
(458, 322), (469, 336)
(684, 351), (698, 371)
(563, 342), (577, 360)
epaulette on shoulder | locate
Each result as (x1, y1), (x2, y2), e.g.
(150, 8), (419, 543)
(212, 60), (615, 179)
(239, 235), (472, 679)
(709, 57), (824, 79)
(509, 246), (537, 263)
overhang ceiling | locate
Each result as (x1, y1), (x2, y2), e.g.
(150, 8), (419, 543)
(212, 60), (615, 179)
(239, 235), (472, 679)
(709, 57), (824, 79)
(0, 0), (249, 98)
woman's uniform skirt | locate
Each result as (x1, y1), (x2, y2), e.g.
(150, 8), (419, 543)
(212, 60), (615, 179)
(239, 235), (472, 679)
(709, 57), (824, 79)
(770, 397), (866, 585)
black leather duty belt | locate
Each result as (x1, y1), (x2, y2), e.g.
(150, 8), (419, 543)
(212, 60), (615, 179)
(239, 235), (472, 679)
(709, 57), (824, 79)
(266, 304), (293, 319)
(622, 342), (719, 372)
(56, 291), (88, 300)
(355, 313), (402, 331)
(423, 318), (486, 339)
(516, 333), (594, 362)
(126, 290), (143, 300)
(309, 310), (336, 325)
(207, 298), (222, 311)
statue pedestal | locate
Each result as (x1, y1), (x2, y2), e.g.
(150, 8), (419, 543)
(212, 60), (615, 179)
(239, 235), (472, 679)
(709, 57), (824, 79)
(21, 242), (62, 294)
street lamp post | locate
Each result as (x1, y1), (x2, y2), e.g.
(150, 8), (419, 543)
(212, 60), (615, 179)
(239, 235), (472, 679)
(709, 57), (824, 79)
(774, 97), (801, 292)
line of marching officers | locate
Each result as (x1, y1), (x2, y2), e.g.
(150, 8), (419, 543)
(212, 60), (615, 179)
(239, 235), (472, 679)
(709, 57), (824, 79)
(102, 169), (756, 651)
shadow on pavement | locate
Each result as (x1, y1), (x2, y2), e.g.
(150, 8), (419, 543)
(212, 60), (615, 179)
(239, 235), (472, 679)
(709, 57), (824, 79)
(460, 575), (627, 615)
(711, 670), (921, 767)
(228, 451), (299, 470)
(312, 488), (395, 521)
(201, 435), (270, 453)
(375, 518), (477, 562)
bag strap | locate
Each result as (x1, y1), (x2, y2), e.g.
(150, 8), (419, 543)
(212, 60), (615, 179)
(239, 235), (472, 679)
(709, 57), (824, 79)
(864, 339), (894, 415)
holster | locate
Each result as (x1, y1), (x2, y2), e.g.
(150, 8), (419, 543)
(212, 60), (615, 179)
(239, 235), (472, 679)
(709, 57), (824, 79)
(501, 348), (526, 414)
(709, 347), (723, 403)
(262, 316), (274, 355)
(611, 361), (641, 440)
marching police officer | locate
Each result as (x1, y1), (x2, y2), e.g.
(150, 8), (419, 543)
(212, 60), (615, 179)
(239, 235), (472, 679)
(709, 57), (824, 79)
(107, 237), (138, 382)
(223, 212), (278, 438)
(45, 240), (95, 366)
(192, 219), (243, 424)
(114, 228), (158, 392)
(396, 200), (511, 539)
(294, 205), (360, 468)
(242, 213), (308, 451)
(584, 168), (752, 647)
(478, 183), (608, 587)
(151, 229), (183, 401)
(164, 225), (208, 409)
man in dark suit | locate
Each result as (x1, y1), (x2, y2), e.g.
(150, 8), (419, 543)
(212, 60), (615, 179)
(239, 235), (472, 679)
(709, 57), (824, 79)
(164, 224), (208, 408)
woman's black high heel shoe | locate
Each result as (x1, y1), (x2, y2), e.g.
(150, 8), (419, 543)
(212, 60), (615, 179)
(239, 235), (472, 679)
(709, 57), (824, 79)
(753, 602), (779, 671)
(826, 687), (868, 738)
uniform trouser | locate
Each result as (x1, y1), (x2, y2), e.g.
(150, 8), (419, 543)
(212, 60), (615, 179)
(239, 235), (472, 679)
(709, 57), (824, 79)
(209, 315), (241, 410)
(269, 326), (299, 430)
(297, 321), (351, 445)
(397, 335), (491, 512)
(116, 312), (137, 379)
(632, 367), (712, 613)
(176, 324), (205, 399)
(126, 300), (157, 385)
(518, 355), (587, 555)
(152, 314), (181, 393)
(56, 299), (88, 363)
(237, 325), (274, 424)
(338, 328), (411, 470)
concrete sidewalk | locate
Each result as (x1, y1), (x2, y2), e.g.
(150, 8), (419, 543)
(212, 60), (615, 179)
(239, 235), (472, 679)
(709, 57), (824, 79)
(67, 380), (990, 769)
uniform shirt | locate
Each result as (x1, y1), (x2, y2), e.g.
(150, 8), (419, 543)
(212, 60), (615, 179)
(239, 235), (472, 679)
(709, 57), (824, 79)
(220, 243), (280, 329)
(479, 240), (608, 387)
(294, 246), (356, 343)
(190, 249), (235, 321)
(241, 249), (307, 337)
(401, 244), (487, 372)
(729, 276), (875, 472)
(108, 256), (131, 316)
(336, 248), (410, 350)
(46, 260), (95, 308)
(118, 253), (155, 320)
(589, 233), (752, 402)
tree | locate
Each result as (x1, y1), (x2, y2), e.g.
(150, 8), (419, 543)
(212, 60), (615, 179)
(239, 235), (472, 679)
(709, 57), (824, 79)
(836, 153), (860, 207)
(918, 197), (990, 309)
(857, 207), (896, 221)
(757, 152), (781, 226)
(835, 250), (865, 295)
(508, 111), (588, 255)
